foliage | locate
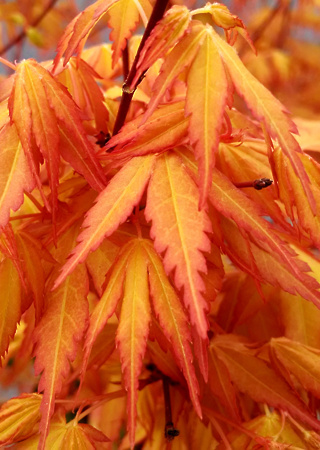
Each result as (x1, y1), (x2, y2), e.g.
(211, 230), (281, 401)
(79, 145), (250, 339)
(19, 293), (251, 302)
(0, 0), (320, 448)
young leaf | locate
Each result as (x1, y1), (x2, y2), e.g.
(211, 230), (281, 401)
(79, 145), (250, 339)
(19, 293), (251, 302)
(12, 60), (60, 220)
(209, 28), (315, 212)
(14, 414), (109, 449)
(0, 124), (35, 228)
(185, 26), (228, 208)
(53, 0), (119, 69)
(0, 393), (41, 445)
(8, 59), (106, 213)
(145, 152), (212, 339)
(141, 239), (201, 417)
(116, 241), (151, 447)
(142, 22), (206, 123)
(131, 5), (191, 88)
(54, 155), (155, 287)
(108, 0), (143, 68)
(33, 224), (89, 450)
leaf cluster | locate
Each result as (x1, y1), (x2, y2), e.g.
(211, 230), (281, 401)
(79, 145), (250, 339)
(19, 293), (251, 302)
(0, 0), (320, 449)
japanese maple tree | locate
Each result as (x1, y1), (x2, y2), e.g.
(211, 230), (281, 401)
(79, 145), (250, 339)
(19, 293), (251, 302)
(0, 0), (320, 448)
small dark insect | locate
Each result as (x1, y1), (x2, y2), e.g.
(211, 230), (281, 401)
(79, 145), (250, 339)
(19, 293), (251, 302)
(253, 177), (273, 190)
(165, 422), (180, 441)
(235, 178), (273, 190)
(95, 130), (111, 148)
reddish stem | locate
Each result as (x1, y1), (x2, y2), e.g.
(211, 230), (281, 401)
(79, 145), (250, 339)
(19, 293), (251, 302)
(112, 0), (170, 135)
(162, 375), (180, 442)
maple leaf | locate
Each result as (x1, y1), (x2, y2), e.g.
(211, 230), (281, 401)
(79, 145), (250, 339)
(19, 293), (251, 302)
(207, 346), (241, 422)
(14, 413), (109, 449)
(185, 25), (228, 208)
(54, 155), (155, 287)
(141, 22), (207, 124)
(56, 58), (109, 134)
(54, 0), (150, 70)
(273, 149), (320, 250)
(16, 232), (45, 322)
(33, 226), (89, 449)
(53, 0), (118, 69)
(220, 216), (320, 307)
(79, 239), (137, 388)
(103, 101), (189, 164)
(217, 140), (289, 231)
(8, 59), (106, 219)
(270, 337), (320, 399)
(0, 393), (41, 445)
(215, 411), (306, 449)
(0, 124), (35, 228)
(85, 237), (120, 296)
(209, 28), (316, 213)
(141, 239), (201, 416)
(0, 258), (21, 364)
(116, 241), (151, 447)
(212, 335), (320, 433)
(178, 148), (320, 302)
(145, 152), (212, 339)
(108, 0), (151, 68)
(130, 5), (191, 88)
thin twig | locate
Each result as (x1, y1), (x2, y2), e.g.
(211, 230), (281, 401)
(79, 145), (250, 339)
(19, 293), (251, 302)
(112, 0), (170, 135)
(162, 375), (180, 442)
(0, 0), (59, 57)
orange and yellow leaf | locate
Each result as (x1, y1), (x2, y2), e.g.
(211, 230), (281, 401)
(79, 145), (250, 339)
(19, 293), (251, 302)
(116, 240), (151, 447)
(54, 155), (155, 287)
(0, 124), (35, 228)
(145, 152), (211, 339)
(185, 26), (228, 208)
(142, 239), (201, 416)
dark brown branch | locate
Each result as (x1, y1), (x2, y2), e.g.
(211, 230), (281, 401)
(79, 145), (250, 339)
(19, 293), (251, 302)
(0, 0), (59, 57)
(112, 0), (170, 135)
(162, 375), (180, 442)
(235, 178), (273, 190)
